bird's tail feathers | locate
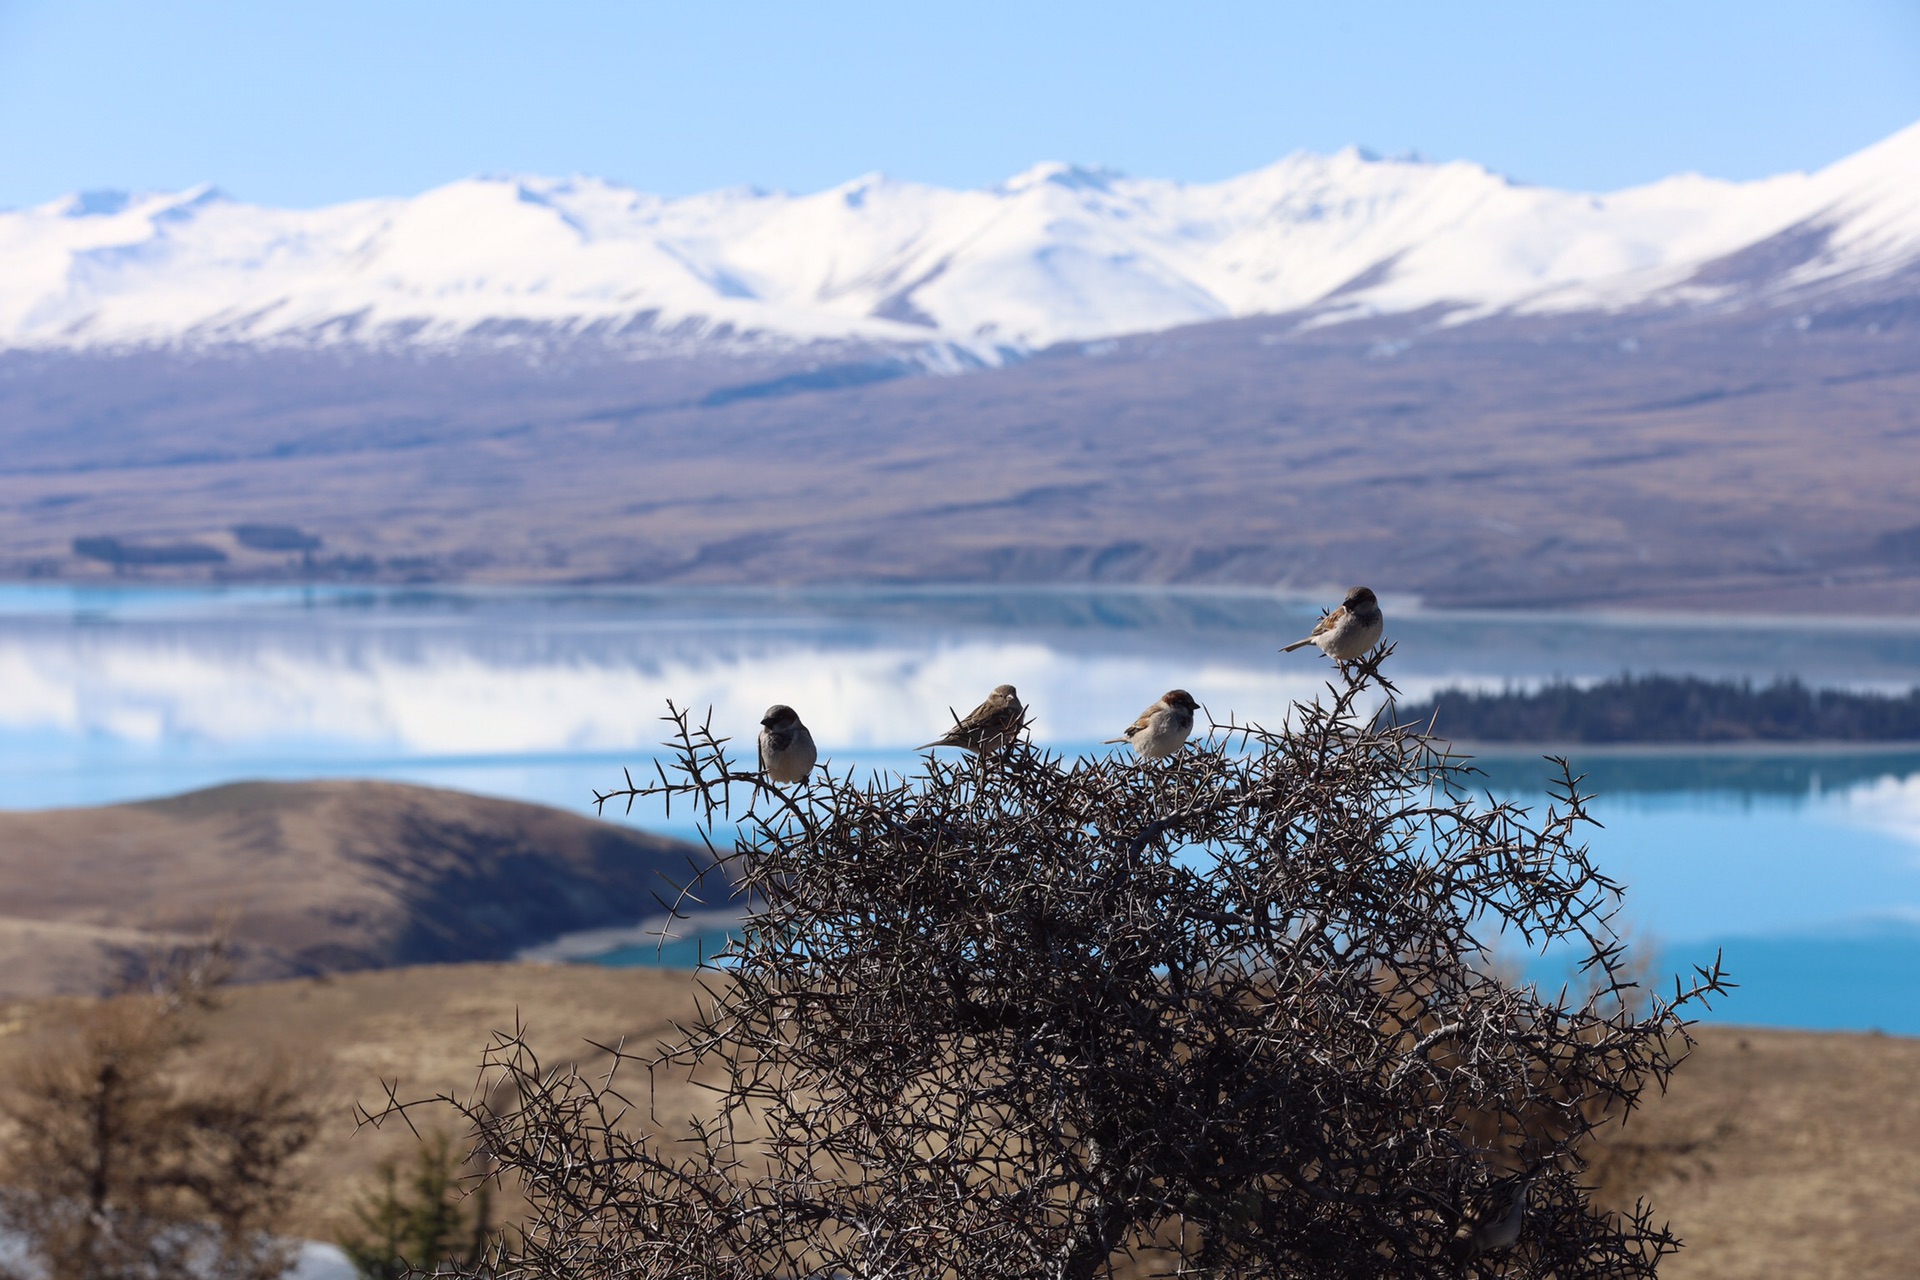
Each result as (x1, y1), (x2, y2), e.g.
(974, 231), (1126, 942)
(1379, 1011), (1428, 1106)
(1281, 638), (1315, 652)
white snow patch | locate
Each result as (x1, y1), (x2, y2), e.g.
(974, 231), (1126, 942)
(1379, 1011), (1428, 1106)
(2, 121), (1917, 355)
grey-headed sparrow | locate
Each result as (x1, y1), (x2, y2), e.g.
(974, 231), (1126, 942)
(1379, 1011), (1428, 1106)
(758, 704), (818, 783)
(1281, 586), (1383, 661)
(1105, 688), (1199, 760)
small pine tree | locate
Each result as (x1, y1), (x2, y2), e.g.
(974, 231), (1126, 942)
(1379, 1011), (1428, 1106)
(0, 939), (317, 1280)
(338, 1131), (492, 1279)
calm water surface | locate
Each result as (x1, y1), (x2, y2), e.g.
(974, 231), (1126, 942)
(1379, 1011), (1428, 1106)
(3, 584), (1919, 1033)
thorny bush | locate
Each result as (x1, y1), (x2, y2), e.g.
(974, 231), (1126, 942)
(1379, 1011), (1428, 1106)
(368, 648), (1727, 1279)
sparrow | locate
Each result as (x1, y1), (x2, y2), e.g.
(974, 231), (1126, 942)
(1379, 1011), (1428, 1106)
(1281, 586), (1383, 662)
(757, 704), (818, 784)
(1105, 689), (1200, 760)
(919, 684), (1025, 754)
(1462, 1170), (1538, 1257)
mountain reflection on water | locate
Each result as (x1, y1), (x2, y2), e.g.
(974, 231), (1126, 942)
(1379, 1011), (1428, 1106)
(1, 585), (1918, 1033)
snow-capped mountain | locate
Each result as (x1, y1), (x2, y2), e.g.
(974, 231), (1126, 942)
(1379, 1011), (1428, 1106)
(4, 121), (1918, 356)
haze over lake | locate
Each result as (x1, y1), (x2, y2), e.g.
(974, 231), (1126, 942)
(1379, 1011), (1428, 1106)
(3, 584), (1918, 1032)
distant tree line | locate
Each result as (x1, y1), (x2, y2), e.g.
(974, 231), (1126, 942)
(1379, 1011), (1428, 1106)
(1397, 674), (1920, 743)
(65, 524), (497, 581)
(72, 535), (227, 567)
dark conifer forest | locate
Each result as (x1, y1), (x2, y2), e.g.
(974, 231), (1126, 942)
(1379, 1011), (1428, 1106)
(1398, 675), (1920, 743)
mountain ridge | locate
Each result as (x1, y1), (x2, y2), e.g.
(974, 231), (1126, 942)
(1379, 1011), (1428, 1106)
(6, 120), (1918, 356)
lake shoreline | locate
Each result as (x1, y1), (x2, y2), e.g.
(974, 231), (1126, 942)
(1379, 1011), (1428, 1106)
(1448, 739), (1920, 758)
(12, 577), (1920, 632)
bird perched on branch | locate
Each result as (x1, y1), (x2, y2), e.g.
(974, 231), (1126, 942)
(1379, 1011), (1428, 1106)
(1459, 1169), (1539, 1258)
(920, 684), (1024, 754)
(1281, 586), (1383, 662)
(1106, 689), (1199, 760)
(757, 704), (817, 784)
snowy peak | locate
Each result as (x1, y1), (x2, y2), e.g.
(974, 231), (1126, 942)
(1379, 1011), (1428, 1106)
(58, 191), (135, 218)
(48, 184), (228, 221)
(3, 121), (1918, 355)
(998, 162), (1126, 194)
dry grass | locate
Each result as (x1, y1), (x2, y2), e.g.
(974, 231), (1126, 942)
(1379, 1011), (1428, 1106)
(0, 963), (710, 1243)
(1614, 1025), (1920, 1280)
(1, 964), (1914, 1276)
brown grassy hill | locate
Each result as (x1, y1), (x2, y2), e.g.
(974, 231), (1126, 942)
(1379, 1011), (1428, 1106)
(0, 781), (705, 998)
(0, 964), (1908, 1278)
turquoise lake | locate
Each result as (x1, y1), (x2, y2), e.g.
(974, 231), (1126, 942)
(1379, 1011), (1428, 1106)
(3, 583), (1918, 1034)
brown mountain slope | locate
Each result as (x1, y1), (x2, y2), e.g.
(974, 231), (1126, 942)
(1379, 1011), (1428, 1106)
(0, 781), (706, 998)
(1, 298), (1917, 613)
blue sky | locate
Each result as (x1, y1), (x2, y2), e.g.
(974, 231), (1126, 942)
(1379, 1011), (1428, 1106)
(1, 0), (1917, 208)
